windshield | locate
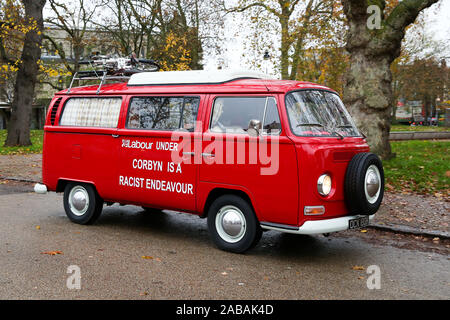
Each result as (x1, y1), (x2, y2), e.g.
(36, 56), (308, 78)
(285, 90), (360, 137)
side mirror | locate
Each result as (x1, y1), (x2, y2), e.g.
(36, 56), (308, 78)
(247, 119), (262, 137)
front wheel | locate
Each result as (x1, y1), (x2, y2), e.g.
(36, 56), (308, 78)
(63, 183), (103, 225)
(207, 195), (262, 253)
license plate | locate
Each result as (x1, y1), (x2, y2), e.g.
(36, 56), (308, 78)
(349, 216), (370, 230)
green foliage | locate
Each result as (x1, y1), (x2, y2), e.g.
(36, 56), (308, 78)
(0, 130), (43, 154)
(384, 140), (450, 196)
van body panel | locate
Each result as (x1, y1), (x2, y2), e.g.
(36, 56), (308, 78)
(198, 93), (299, 226)
(290, 137), (370, 227)
(42, 130), (119, 200)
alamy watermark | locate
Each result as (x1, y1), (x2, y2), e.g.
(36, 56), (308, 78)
(367, 5), (382, 30)
(66, 265), (81, 290)
(366, 265), (381, 290)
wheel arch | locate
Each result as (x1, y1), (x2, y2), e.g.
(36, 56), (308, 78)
(201, 187), (258, 219)
(56, 178), (98, 193)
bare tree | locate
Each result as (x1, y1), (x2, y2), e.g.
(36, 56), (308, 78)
(44, 0), (103, 75)
(228, 0), (335, 80)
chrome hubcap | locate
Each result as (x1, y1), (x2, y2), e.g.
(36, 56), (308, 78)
(68, 186), (89, 216)
(364, 165), (381, 204)
(215, 205), (246, 243)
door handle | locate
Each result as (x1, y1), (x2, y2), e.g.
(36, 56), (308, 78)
(112, 134), (119, 138)
(201, 153), (215, 158)
(182, 152), (195, 156)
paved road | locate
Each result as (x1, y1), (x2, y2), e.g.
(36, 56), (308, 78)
(0, 185), (449, 300)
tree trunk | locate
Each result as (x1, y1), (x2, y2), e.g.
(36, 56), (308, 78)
(341, 0), (438, 159)
(343, 51), (394, 159)
(5, 0), (46, 147)
(280, 17), (290, 79)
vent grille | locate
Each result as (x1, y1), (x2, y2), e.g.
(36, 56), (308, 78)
(50, 98), (62, 125)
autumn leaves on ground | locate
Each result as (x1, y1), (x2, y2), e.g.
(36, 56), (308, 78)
(0, 129), (449, 199)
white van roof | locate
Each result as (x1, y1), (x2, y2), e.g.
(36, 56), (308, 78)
(127, 70), (275, 86)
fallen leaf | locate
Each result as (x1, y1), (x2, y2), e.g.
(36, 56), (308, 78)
(351, 266), (365, 271)
(360, 229), (368, 233)
(221, 272), (228, 276)
(155, 258), (161, 262)
(140, 292), (149, 296)
(141, 256), (153, 260)
(35, 226), (40, 230)
(41, 251), (63, 255)
(358, 276), (365, 280)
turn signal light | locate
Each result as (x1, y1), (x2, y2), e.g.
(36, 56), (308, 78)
(304, 206), (325, 215)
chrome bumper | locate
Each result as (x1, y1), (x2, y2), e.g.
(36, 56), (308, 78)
(260, 215), (375, 235)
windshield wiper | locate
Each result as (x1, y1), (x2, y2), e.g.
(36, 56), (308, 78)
(296, 123), (324, 127)
(331, 130), (344, 140)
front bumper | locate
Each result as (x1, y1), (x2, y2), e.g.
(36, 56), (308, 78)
(260, 215), (375, 235)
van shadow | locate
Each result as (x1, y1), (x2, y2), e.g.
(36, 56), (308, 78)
(94, 205), (360, 261)
(96, 205), (211, 243)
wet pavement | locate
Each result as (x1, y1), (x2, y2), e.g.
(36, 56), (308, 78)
(0, 188), (449, 300)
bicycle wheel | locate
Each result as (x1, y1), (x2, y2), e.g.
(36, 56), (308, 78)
(136, 59), (160, 72)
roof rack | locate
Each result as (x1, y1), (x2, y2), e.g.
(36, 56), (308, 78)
(67, 71), (130, 94)
(127, 70), (274, 86)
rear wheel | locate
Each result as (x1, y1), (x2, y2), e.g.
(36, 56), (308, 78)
(63, 183), (103, 225)
(207, 195), (262, 253)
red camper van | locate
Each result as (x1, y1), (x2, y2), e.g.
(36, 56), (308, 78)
(38, 70), (384, 253)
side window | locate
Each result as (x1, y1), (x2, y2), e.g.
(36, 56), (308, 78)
(59, 97), (122, 128)
(210, 96), (281, 135)
(263, 97), (281, 135)
(127, 96), (200, 131)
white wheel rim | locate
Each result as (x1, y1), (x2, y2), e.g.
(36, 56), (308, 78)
(364, 165), (381, 204)
(215, 205), (246, 243)
(68, 186), (89, 216)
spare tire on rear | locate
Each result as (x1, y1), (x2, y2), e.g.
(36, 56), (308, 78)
(344, 152), (384, 215)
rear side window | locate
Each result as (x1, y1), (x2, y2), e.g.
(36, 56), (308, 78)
(127, 96), (200, 131)
(210, 96), (281, 135)
(59, 97), (122, 128)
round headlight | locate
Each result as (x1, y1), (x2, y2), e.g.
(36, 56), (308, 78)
(317, 174), (332, 196)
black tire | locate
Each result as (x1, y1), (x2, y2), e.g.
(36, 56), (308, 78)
(344, 153), (384, 216)
(207, 195), (262, 253)
(63, 183), (103, 225)
(137, 58), (160, 71)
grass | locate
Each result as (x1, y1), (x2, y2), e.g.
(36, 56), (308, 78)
(384, 140), (450, 196)
(0, 130), (44, 155)
(391, 124), (449, 132)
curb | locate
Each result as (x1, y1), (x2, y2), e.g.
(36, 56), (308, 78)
(0, 176), (40, 184)
(389, 131), (450, 141)
(368, 223), (450, 240)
